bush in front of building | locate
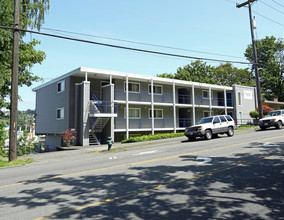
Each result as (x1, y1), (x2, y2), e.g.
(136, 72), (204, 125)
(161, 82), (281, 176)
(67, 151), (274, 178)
(17, 130), (36, 156)
(0, 121), (8, 157)
(249, 111), (259, 120)
(121, 132), (184, 143)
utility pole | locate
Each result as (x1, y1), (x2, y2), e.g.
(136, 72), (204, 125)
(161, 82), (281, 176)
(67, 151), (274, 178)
(9, 0), (20, 161)
(237, 0), (263, 119)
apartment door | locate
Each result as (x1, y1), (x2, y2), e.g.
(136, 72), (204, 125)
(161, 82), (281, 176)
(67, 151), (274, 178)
(178, 88), (191, 104)
(179, 108), (191, 127)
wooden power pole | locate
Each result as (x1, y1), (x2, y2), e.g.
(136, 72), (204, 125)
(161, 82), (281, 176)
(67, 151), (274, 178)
(237, 0), (263, 119)
(9, 0), (20, 161)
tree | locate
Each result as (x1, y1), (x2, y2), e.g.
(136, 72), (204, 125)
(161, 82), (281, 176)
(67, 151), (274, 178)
(157, 61), (215, 84)
(157, 61), (254, 87)
(245, 36), (284, 102)
(213, 63), (254, 86)
(0, 0), (50, 116)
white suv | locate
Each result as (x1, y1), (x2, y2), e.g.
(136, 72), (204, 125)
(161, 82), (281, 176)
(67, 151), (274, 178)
(184, 115), (236, 141)
(259, 110), (284, 130)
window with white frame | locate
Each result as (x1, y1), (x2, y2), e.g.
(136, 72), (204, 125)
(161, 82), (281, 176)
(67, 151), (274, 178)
(124, 82), (140, 93)
(149, 109), (163, 119)
(57, 80), (65, 93)
(238, 92), (242, 106)
(56, 107), (64, 120)
(202, 90), (213, 99)
(148, 85), (163, 94)
(124, 108), (141, 119)
(203, 111), (210, 118)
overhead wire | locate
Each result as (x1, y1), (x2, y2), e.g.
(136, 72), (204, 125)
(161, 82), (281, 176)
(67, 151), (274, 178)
(231, 0), (284, 28)
(259, 0), (284, 15)
(0, 25), (252, 65)
(271, 0), (284, 8)
(41, 27), (246, 60)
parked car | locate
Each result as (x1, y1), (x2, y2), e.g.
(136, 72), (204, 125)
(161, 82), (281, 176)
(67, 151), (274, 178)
(259, 110), (284, 130)
(184, 115), (236, 141)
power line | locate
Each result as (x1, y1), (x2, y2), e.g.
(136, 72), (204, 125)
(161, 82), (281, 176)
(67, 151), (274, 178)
(259, 0), (284, 15)
(252, 10), (284, 27)
(233, 0), (284, 27)
(41, 27), (246, 60)
(271, 0), (284, 8)
(0, 25), (253, 65)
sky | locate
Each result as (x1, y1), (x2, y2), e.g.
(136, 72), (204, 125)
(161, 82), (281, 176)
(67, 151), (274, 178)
(18, 0), (284, 110)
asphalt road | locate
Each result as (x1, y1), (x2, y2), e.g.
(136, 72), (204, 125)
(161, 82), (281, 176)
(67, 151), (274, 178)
(0, 128), (283, 220)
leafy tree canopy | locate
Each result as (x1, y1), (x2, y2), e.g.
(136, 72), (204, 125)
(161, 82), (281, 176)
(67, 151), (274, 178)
(157, 60), (254, 87)
(0, 0), (50, 116)
(245, 36), (284, 102)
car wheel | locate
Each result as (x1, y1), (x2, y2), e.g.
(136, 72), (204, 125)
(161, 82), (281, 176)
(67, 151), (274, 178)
(204, 130), (212, 140)
(227, 127), (234, 137)
(276, 121), (283, 129)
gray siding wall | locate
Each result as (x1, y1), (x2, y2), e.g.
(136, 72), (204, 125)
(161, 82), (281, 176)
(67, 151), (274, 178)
(114, 79), (175, 103)
(233, 85), (256, 124)
(45, 135), (61, 151)
(115, 104), (175, 129)
(35, 77), (70, 134)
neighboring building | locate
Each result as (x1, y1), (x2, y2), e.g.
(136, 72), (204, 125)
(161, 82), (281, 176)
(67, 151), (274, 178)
(32, 67), (257, 150)
(263, 98), (284, 110)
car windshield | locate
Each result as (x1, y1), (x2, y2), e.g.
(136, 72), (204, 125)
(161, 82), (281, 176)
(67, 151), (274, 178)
(199, 117), (213, 124)
(266, 111), (281, 117)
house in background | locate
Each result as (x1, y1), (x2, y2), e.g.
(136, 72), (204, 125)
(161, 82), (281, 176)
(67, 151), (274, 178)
(263, 98), (284, 110)
(32, 67), (257, 150)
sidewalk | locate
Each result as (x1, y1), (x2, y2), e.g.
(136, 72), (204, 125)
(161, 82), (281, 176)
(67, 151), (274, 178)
(14, 128), (257, 163)
(22, 136), (186, 163)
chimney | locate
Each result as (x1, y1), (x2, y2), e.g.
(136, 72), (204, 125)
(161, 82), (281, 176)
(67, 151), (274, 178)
(273, 97), (278, 102)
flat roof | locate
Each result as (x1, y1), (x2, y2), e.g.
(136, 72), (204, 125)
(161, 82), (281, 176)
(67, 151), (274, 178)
(32, 67), (233, 91)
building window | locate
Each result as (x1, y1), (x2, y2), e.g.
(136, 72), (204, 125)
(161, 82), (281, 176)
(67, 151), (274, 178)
(124, 108), (141, 119)
(57, 80), (65, 93)
(124, 82), (140, 93)
(149, 109), (163, 119)
(202, 90), (213, 99)
(238, 92), (242, 106)
(203, 111), (210, 117)
(56, 107), (64, 120)
(148, 85), (163, 95)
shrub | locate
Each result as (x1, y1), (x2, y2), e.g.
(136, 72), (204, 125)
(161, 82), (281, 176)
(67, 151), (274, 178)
(17, 130), (36, 156)
(249, 111), (259, 119)
(121, 132), (184, 143)
(0, 121), (8, 157)
(60, 129), (76, 147)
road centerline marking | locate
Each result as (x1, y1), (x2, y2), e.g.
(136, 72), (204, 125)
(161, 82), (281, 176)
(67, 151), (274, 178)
(34, 153), (282, 220)
(1, 134), (283, 189)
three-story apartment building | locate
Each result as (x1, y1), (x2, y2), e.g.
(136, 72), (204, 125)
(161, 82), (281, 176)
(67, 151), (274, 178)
(33, 67), (257, 150)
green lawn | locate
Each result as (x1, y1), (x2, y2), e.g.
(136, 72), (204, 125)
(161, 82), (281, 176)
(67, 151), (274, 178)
(236, 124), (258, 130)
(0, 158), (34, 167)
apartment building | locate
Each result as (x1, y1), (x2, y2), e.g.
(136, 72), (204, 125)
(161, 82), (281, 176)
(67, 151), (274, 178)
(33, 67), (257, 150)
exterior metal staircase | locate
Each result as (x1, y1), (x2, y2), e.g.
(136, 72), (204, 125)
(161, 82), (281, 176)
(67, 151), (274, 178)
(89, 97), (111, 145)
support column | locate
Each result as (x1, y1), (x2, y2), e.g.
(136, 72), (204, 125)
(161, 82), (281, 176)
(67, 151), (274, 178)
(126, 75), (129, 139)
(75, 81), (90, 146)
(192, 84), (195, 125)
(173, 81), (176, 133)
(224, 88), (227, 115)
(151, 78), (154, 135)
(110, 84), (115, 141)
(209, 86), (212, 116)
